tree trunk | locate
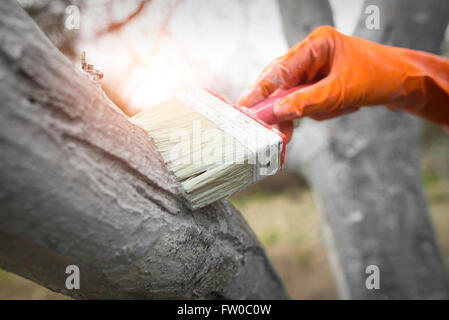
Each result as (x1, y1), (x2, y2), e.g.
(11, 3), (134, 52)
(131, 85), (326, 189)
(0, 0), (288, 300)
(279, 0), (449, 299)
(278, 0), (334, 42)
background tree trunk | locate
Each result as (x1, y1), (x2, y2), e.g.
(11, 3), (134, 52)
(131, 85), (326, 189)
(0, 0), (288, 300)
(279, 0), (449, 299)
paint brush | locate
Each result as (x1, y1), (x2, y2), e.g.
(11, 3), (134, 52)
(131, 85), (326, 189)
(131, 87), (299, 209)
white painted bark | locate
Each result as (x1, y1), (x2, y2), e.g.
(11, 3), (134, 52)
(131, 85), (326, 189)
(0, 0), (288, 300)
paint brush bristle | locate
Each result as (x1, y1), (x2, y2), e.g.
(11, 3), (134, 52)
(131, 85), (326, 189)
(131, 89), (284, 209)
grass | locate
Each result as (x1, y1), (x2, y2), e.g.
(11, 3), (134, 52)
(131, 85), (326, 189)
(425, 179), (449, 258)
(0, 270), (68, 300)
(230, 182), (339, 299)
(233, 171), (449, 299)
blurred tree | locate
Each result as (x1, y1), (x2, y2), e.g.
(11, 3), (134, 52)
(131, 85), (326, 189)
(280, 0), (449, 299)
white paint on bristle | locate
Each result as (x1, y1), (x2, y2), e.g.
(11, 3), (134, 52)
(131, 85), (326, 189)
(131, 89), (283, 209)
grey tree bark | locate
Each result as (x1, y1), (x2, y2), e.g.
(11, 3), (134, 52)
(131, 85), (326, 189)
(0, 0), (288, 299)
(279, 0), (449, 299)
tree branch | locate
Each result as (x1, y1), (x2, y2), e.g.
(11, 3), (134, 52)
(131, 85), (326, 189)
(96, 0), (150, 38)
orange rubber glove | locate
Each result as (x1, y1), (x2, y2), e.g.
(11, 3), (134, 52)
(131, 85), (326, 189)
(237, 25), (449, 140)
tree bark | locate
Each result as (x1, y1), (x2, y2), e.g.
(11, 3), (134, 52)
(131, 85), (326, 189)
(278, 0), (334, 42)
(0, 0), (288, 300)
(279, 0), (449, 299)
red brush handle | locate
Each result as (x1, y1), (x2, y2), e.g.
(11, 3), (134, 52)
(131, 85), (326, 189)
(247, 84), (309, 124)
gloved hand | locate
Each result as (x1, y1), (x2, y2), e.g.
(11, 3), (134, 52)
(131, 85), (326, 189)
(238, 25), (449, 139)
